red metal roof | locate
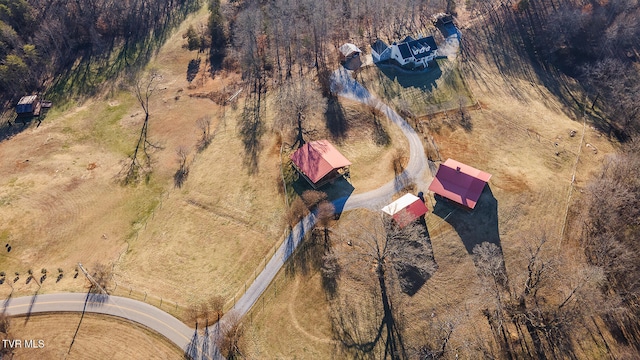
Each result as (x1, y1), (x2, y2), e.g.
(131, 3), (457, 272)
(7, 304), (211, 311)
(428, 159), (492, 209)
(382, 193), (429, 228)
(290, 140), (352, 184)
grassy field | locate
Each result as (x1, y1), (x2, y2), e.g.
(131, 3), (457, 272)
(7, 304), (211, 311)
(244, 21), (617, 358)
(0, 0), (404, 328)
(8, 314), (182, 359)
(0, 1), (622, 358)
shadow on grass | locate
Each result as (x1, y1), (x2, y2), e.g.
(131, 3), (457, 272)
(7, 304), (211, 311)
(432, 185), (500, 254)
(331, 271), (408, 359)
(187, 58), (201, 83)
(394, 216), (437, 296)
(325, 95), (349, 142)
(376, 62), (442, 91)
(45, 0), (200, 106)
(0, 119), (29, 143)
(291, 176), (354, 218)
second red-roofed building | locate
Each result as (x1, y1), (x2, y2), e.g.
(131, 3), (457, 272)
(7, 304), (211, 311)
(428, 159), (492, 210)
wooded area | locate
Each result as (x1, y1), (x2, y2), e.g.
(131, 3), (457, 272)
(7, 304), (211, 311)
(464, 0), (640, 138)
(2, 0), (640, 358)
(0, 0), (199, 108)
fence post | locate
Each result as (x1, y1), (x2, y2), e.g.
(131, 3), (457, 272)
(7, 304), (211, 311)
(160, 298), (163, 307)
(144, 292), (147, 301)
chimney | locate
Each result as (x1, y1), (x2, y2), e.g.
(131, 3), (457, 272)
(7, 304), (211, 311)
(456, 166), (461, 172)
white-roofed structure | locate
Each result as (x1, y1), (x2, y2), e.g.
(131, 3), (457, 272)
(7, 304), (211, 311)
(339, 43), (362, 58)
(382, 193), (429, 228)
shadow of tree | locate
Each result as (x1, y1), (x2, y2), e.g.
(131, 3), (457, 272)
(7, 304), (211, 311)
(0, 118), (29, 143)
(174, 166), (189, 188)
(187, 59), (201, 83)
(44, 0), (200, 106)
(325, 95), (349, 142)
(184, 327), (200, 360)
(331, 273), (408, 359)
(238, 77), (265, 175)
(394, 217), (437, 296)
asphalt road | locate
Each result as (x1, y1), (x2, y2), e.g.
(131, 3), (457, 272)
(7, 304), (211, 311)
(331, 66), (431, 211)
(3, 292), (196, 352)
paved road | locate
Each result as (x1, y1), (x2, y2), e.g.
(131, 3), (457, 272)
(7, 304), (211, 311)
(3, 65), (435, 360)
(2, 292), (206, 356)
(331, 66), (431, 211)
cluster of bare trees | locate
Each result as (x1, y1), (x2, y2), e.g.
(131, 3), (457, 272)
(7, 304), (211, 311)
(223, 0), (449, 84)
(467, 0), (640, 138)
(0, 0), (199, 107)
(471, 236), (605, 359)
(580, 143), (640, 354)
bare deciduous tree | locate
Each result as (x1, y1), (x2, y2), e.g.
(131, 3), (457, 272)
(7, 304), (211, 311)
(196, 116), (213, 152)
(331, 212), (436, 359)
(89, 263), (112, 294)
(173, 146), (190, 188)
(217, 313), (245, 360)
(122, 71), (163, 184)
(273, 78), (327, 148)
(0, 312), (12, 358)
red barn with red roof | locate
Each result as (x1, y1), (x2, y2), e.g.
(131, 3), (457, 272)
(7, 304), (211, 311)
(290, 140), (352, 188)
(428, 159), (492, 209)
(382, 193), (429, 228)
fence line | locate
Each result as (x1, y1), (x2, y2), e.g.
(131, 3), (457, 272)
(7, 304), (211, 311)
(223, 229), (289, 314)
(110, 282), (186, 321)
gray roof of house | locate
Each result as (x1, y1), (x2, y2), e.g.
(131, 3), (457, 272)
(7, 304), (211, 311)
(403, 36), (438, 60)
(371, 39), (389, 55)
(398, 43), (412, 59)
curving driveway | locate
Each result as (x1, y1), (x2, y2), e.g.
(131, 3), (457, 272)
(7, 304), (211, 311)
(4, 65), (434, 360)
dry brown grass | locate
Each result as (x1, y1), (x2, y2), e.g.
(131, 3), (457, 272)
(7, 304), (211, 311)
(9, 314), (182, 359)
(243, 271), (336, 359)
(0, 2), (404, 323)
(328, 99), (409, 193)
(0, 1), (620, 358)
(244, 21), (618, 360)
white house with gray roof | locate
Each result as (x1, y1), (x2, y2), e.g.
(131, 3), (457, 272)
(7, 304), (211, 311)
(371, 36), (438, 70)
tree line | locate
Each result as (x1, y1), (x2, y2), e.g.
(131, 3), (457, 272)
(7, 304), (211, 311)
(466, 0), (640, 139)
(0, 0), (199, 108)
